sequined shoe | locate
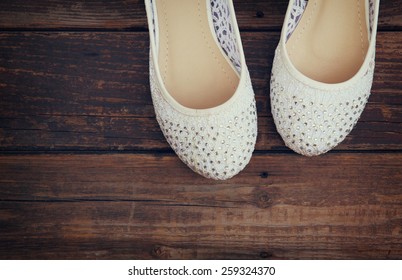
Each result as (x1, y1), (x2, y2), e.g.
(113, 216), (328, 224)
(144, 0), (257, 179)
(270, 0), (380, 156)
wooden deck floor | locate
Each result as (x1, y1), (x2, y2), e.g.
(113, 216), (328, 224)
(0, 0), (401, 259)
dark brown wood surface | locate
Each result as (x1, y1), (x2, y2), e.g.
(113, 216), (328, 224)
(0, 0), (401, 30)
(0, 1), (401, 259)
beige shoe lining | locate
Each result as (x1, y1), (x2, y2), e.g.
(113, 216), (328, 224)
(287, 0), (369, 84)
(156, 0), (239, 109)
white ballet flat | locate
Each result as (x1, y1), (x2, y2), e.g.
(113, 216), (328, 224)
(271, 0), (380, 156)
(145, 0), (257, 179)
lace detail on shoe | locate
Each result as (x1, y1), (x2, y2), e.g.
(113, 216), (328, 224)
(369, 0), (375, 35)
(286, 0), (307, 41)
(149, 54), (257, 180)
(210, 0), (242, 73)
(270, 48), (375, 156)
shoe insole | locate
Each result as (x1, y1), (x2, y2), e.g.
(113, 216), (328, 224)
(156, 0), (239, 109)
(286, 0), (369, 84)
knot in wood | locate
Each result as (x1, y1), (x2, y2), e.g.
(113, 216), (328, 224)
(151, 246), (169, 259)
(259, 251), (273, 259)
(256, 10), (265, 18)
(257, 193), (272, 208)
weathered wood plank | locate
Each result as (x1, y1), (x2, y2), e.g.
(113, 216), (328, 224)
(0, 1), (400, 30)
(0, 202), (401, 259)
(0, 0), (400, 262)
(0, 32), (401, 151)
(1, 112), (399, 151)
(0, 153), (401, 259)
(0, 153), (401, 202)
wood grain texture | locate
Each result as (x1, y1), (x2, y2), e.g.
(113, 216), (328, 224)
(0, 153), (401, 259)
(0, 0), (401, 260)
(0, 0), (401, 30)
(0, 32), (401, 151)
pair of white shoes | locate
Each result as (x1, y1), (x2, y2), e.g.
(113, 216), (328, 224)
(145, 0), (380, 180)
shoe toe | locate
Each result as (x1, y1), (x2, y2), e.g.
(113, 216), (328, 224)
(180, 124), (256, 180)
(151, 63), (257, 179)
(156, 104), (257, 180)
(271, 88), (371, 157)
(158, 99), (257, 180)
(270, 49), (374, 156)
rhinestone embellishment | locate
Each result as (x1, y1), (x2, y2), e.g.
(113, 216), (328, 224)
(146, 0), (258, 179)
(149, 58), (257, 180)
(270, 0), (377, 156)
(270, 48), (375, 156)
